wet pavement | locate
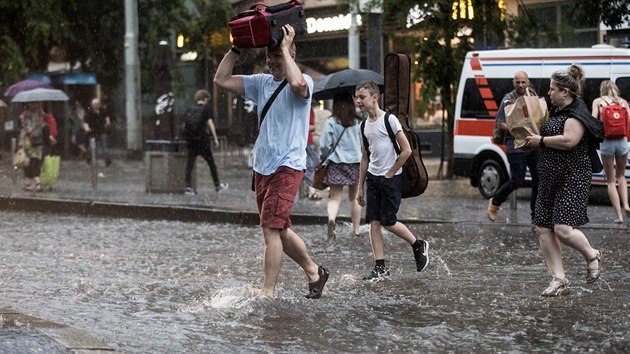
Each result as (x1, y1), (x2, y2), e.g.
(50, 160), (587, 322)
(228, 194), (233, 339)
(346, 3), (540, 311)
(0, 148), (628, 353)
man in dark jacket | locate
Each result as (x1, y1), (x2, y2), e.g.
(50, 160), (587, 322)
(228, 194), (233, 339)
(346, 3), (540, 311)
(84, 97), (112, 166)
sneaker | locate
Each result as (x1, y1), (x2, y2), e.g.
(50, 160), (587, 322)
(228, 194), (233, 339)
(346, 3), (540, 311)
(185, 187), (196, 196)
(413, 240), (429, 272)
(362, 266), (390, 281)
(487, 198), (499, 221)
(305, 266), (329, 299)
(215, 182), (229, 193)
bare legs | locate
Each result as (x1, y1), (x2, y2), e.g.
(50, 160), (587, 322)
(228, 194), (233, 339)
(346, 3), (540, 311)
(536, 224), (599, 280)
(602, 153), (630, 223)
(327, 183), (362, 236)
(261, 227), (319, 297)
(368, 221), (417, 261)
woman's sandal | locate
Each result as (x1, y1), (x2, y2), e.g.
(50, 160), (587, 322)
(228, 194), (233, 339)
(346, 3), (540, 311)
(586, 250), (604, 283)
(308, 192), (322, 201)
(541, 277), (570, 297)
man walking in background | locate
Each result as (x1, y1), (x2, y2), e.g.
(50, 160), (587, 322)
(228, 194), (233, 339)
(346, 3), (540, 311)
(84, 97), (112, 167)
(487, 71), (540, 223)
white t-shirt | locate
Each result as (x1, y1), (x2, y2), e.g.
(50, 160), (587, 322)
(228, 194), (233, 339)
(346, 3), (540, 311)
(362, 113), (403, 176)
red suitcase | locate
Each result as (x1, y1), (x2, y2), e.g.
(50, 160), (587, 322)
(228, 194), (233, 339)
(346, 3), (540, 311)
(229, 0), (307, 48)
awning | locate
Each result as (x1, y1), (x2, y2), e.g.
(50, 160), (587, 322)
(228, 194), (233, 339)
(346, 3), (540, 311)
(27, 72), (97, 86)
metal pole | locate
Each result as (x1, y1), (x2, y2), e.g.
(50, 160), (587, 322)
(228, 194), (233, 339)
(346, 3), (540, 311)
(510, 191), (517, 209)
(348, 3), (360, 69)
(90, 137), (97, 190)
(11, 137), (17, 185)
(125, 0), (142, 153)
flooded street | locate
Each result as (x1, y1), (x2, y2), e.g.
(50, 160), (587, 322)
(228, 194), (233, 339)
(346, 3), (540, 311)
(1, 211), (629, 353)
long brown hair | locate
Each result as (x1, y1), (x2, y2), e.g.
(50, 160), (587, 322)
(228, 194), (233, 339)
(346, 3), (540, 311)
(332, 92), (357, 127)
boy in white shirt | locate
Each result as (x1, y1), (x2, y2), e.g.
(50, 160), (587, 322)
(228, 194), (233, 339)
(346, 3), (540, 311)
(356, 80), (429, 280)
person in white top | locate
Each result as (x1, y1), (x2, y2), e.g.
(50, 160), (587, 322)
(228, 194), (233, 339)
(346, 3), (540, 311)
(355, 80), (429, 281)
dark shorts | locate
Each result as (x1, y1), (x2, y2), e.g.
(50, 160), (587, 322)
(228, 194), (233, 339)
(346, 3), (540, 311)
(365, 172), (402, 226)
(254, 166), (303, 230)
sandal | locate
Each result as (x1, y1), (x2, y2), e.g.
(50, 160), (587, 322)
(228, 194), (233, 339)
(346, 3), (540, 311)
(541, 277), (570, 297)
(308, 192), (322, 201)
(586, 250), (604, 283)
(304, 266), (329, 299)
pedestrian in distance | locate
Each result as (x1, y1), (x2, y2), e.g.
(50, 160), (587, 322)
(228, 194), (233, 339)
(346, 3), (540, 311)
(18, 101), (51, 192)
(590, 80), (630, 224)
(70, 100), (88, 159)
(355, 80), (429, 281)
(182, 89), (228, 195)
(525, 64), (604, 297)
(214, 24), (329, 299)
(487, 71), (540, 223)
(319, 91), (363, 239)
(84, 97), (112, 167)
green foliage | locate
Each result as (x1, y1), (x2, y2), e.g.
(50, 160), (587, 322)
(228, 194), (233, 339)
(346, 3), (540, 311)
(567, 0), (630, 30)
(0, 0), (232, 101)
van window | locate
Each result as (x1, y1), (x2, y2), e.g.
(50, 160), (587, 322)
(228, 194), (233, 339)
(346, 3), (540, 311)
(461, 78), (512, 119)
(616, 77), (630, 101)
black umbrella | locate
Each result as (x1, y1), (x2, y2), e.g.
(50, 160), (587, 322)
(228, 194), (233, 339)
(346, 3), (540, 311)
(313, 68), (384, 100)
(152, 40), (176, 139)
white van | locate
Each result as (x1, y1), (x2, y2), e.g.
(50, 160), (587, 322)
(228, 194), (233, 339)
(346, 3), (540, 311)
(453, 46), (630, 198)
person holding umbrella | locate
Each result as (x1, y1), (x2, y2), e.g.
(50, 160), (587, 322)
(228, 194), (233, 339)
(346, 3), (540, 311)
(17, 101), (51, 191)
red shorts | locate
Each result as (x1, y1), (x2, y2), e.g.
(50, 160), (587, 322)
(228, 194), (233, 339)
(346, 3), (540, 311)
(254, 166), (304, 229)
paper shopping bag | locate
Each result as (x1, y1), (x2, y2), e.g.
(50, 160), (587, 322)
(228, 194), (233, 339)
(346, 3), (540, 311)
(505, 90), (548, 149)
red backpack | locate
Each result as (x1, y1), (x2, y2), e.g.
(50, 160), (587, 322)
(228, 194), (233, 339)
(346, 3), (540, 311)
(600, 98), (628, 139)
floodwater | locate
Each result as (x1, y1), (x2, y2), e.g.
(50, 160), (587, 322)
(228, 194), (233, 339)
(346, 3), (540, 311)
(1, 211), (629, 353)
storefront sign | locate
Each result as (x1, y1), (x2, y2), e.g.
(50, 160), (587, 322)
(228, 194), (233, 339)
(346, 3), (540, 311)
(306, 14), (363, 34)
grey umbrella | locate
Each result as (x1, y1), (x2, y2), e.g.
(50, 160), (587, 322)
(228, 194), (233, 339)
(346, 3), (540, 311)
(11, 88), (69, 102)
(313, 68), (384, 100)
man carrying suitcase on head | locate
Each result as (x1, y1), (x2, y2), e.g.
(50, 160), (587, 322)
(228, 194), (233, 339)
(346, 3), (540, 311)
(214, 24), (329, 299)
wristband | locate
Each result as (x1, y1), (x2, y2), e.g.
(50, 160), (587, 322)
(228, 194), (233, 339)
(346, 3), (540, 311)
(230, 46), (240, 55)
(539, 136), (545, 148)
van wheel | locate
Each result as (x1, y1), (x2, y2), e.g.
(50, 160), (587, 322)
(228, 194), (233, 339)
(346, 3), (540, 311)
(477, 159), (506, 199)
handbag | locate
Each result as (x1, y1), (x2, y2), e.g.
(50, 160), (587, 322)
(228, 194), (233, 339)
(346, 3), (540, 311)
(13, 147), (30, 168)
(312, 127), (347, 190)
(505, 88), (549, 149)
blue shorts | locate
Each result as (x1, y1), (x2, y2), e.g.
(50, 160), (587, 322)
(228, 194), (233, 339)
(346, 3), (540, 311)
(599, 138), (629, 157)
(365, 173), (402, 226)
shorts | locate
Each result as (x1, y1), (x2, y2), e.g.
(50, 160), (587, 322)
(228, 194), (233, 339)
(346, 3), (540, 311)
(599, 137), (629, 157)
(365, 172), (402, 227)
(254, 166), (303, 230)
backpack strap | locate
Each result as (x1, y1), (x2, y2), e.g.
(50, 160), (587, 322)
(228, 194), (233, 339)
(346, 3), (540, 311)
(259, 79), (288, 127)
(383, 112), (401, 155)
(360, 120), (370, 160)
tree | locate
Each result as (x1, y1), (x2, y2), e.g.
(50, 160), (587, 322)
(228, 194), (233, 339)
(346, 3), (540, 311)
(567, 0), (630, 30)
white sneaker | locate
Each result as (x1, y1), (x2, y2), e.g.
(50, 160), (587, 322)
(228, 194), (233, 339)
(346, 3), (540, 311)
(215, 182), (229, 193)
(185, 187), (196, 196)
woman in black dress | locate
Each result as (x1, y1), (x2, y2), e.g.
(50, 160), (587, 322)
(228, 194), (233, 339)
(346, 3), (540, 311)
(525, 64), (604, 297)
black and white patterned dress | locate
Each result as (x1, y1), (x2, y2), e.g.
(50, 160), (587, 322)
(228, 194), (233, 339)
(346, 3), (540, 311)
(534, 110), (592, 229)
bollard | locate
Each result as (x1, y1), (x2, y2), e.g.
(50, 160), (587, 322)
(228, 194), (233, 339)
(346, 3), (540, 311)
(11, 137), (17, 185)
(90, 137), (97, 190)
(510, 191), (517, 210)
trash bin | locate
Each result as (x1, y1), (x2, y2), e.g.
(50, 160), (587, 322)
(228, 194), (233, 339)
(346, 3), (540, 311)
(144, 140), (195, 193)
